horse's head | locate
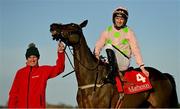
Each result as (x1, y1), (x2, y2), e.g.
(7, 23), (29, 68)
(50, 20), (88, 46)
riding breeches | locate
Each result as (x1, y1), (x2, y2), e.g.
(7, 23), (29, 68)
(105, 44), (130, 71)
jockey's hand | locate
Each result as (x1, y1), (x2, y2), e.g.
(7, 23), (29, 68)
(58, 42), (65, 53)
(93, 50), (100, 60)
(140, 66), (149, 77)
(95, 55), (99, 60)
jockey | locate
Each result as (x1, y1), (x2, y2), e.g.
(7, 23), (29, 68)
(94, 6), (149, 84)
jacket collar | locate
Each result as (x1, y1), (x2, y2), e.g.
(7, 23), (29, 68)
(26, 64), (39, 69)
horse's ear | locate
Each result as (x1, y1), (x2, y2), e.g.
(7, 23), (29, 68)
(80, 20), (88, 28)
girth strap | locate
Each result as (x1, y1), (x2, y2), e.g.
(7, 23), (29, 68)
(78, 84), (103, 90)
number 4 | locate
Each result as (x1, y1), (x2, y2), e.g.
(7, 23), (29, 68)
(136, 73), (146, 83)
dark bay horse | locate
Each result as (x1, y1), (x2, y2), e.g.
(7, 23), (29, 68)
(49, 20), (178, 108)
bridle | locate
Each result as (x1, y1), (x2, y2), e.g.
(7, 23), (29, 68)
(55, 24), (100, 70)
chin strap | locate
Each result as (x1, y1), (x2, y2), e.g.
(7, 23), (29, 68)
(114, 25), (127, 30)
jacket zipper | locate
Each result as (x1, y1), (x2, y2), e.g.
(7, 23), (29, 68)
(27, 66), (32, 108)
(40, 95), (42, 106)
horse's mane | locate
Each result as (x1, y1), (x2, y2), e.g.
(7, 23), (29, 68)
(87, 46), (108, 67)
(87, 47), (96, 60)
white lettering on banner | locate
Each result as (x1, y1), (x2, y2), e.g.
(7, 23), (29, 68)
(136, 73), (146, 83)
(128, 84), (150, 92)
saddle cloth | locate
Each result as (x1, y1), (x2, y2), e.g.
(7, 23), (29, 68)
(115, 70), (152, 94)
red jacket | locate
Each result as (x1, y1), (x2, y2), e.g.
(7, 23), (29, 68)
(8, 52), (65, 108)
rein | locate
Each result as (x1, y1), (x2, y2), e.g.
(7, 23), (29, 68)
(63, 31), (100, 71)
(64, 45), (103, 91)
(60, 33), (103, 91)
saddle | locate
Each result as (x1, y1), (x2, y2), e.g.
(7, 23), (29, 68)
(115, 68), (152, 94)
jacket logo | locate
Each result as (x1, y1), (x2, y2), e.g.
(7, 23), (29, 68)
(32, 75), (39, 78)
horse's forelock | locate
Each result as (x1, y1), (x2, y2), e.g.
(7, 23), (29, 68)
(50, 23), (62, 31)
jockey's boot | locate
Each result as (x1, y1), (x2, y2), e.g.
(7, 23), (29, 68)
(103, 49), (118, 85)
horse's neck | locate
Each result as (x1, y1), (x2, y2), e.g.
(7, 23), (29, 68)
(73, 36), (97, 86)
(73, 36), (94, 65)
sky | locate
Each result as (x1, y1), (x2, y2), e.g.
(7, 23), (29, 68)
(0, 0), (179, 107)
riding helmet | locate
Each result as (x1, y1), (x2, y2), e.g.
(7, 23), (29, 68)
(112, 6), (129, 27)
